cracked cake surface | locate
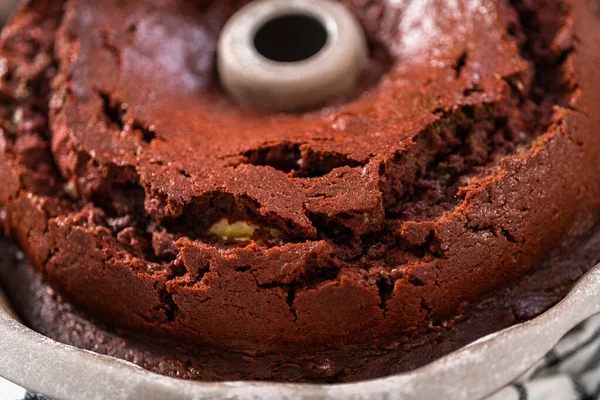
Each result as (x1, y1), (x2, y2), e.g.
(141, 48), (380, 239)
(0, 0), (599, 382)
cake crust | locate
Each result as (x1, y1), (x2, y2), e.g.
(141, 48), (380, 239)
(0, 0), (599, 382)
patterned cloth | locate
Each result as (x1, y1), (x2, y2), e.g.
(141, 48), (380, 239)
(0, 383), (50, 400)
(1, 314), (600, 399)
(488, 313), (600, 400)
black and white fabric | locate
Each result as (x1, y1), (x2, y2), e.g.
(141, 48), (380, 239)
(2, 314), (600, 399)
(0, 382), (51, 400)
(488, 313), (600, 400)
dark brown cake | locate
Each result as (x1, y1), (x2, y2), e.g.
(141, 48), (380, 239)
(0, 0), (599, 383)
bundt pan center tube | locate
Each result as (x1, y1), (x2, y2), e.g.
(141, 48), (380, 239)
(0, 0), (599, 385)
(217, 0), (369, 111)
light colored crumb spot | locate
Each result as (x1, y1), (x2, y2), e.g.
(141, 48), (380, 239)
(12, 107), (23, 124)
(208, 219), (257, 240)
(63, 181), (78, 199)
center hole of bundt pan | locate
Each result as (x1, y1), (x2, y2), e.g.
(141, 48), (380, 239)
(217, 0), (369, 112)
(253, 14), (328, 63)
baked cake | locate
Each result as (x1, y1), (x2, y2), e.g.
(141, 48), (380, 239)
(1, 0), (599, 382)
